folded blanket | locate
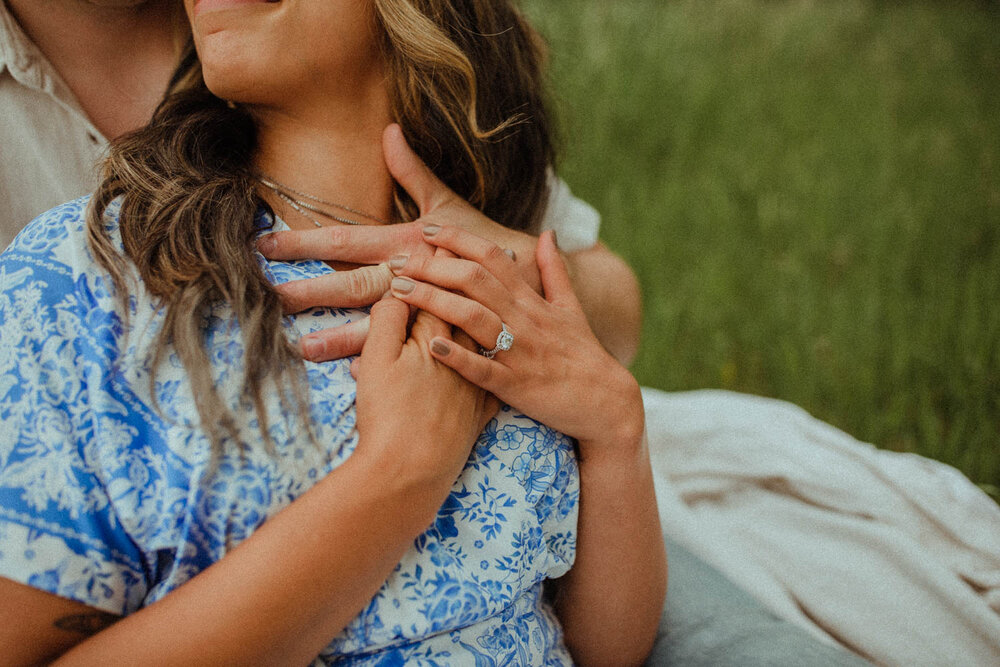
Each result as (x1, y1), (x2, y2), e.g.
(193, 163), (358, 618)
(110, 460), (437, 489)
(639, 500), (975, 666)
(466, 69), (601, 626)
(645, 388), (1000, 666)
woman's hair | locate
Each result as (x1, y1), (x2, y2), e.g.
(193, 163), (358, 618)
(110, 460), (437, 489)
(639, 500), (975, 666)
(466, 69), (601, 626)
(86, 0), (555, 449)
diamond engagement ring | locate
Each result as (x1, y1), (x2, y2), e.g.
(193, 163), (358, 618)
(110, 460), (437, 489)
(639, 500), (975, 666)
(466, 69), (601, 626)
(481, 323), (514, 359)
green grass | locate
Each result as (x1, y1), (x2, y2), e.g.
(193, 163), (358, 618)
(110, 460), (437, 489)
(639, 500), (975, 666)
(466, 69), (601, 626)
(521, 0), (1000, 495)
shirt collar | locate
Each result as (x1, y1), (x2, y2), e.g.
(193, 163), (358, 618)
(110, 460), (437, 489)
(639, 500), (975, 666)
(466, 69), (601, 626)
(0, 1), (104, 140)
(0, 1), (37, 81)
(1, 1), (73, 98)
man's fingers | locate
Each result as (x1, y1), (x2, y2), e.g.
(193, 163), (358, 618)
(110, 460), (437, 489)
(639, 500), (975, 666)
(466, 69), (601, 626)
(453, 329), (479, 353)
(300, 317), (370, 362)
(382, 123), (456, 215)
(276, 265), (394, 313)
(477, 393), (501, 434)
(257, 223), (421, 263)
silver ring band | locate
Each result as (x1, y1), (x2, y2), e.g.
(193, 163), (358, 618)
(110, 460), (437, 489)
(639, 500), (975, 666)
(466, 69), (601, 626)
(481, 322), (514, 359)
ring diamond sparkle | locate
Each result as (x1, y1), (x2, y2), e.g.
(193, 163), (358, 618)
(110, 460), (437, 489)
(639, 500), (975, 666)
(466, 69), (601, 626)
(481, 323), (514, 359)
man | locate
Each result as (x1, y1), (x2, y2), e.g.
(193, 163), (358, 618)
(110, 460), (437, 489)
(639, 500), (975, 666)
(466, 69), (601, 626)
(0, 0), (183, 243)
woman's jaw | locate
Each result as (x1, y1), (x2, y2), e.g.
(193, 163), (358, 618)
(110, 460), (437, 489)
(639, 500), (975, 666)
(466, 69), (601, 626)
(186, 0), (395, 228)
(188, 0), (384, 106)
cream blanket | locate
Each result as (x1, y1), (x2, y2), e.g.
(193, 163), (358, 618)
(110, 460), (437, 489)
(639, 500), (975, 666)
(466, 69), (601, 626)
(644, 388), (1000, 666)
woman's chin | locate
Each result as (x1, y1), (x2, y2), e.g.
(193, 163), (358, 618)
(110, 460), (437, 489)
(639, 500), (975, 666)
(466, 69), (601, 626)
(191, 0), (280, 19)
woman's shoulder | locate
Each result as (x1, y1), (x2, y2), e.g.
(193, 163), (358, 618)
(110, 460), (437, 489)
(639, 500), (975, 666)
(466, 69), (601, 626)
(0, 195), (130, 382)
(4, 195), (122, 261)
(1, 195), (128, 311)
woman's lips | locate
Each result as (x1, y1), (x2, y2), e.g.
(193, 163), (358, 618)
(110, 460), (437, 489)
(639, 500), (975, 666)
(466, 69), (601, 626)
(192, 0), (279, 18)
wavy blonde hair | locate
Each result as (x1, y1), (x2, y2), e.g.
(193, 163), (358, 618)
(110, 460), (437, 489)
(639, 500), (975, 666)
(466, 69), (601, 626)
(86, 0), (555, 449)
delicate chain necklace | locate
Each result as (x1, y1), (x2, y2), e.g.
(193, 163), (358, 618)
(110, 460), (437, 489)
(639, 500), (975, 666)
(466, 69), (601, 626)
(257, 175), (390, 227)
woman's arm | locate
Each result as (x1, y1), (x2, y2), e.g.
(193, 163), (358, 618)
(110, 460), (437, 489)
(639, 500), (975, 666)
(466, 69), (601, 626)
(385, 224), (667, 665)
(255, 125), (642, 366)
(1, 457), (444, 666)
(0, 300), (494, 666)
(550, 427), (667, 665)
(0, 579), (120, 665)
(363, 139), (664, 662)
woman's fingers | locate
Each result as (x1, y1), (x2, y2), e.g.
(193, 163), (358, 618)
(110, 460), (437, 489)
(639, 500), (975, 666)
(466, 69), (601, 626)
(388, 254), (513, 314)
(362, 295), (409, 362)
(300, 317), (369, 362)
(382, 123), (456, 215)
(428, 336), (512, 399)
(420, 225), (522, 293)
(275, 264), (394, 313)
(409, 305), (451, 344)
(390, 276), (505, 351)
(535, 230), (576, 306)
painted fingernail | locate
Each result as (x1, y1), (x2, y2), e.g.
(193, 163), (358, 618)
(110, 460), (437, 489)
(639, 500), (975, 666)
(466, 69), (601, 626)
(431, 339), (451, 356)
(388, 254), (408, 271)
(256, 235), (276, 254)
(301, 337), (323, 360)
(391, 276), (415, 295)
(422, 224), (441, 237)
(503, 248), (517, 261)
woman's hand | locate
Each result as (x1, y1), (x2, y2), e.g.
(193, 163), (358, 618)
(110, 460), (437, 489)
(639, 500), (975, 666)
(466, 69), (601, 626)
(352, 291), (498, 490)
(383, 225), (665, 665)
(387, 226), (644, 463)
(35, 295), (498, 667)
(256, 124), (643, 367)
(255, 124), (542, 362)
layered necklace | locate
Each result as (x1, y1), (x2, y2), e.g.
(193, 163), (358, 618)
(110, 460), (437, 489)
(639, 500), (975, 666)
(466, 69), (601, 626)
(257, 174), (390, 227)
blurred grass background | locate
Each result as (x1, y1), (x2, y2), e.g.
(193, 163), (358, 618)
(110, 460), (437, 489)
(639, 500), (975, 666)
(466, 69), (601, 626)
(520, 0), (1000, 496)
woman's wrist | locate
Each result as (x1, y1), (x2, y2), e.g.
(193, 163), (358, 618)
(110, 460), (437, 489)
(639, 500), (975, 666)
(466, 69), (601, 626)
(576, 367), (646, 466)
(342, 444), (457, 537)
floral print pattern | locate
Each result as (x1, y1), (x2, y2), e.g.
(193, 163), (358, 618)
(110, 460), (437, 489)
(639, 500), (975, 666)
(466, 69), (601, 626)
(0, 198), (579, 665)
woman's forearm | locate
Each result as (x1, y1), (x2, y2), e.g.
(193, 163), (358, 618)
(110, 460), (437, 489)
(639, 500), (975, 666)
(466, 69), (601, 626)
(553, 431), (667, 666)
(55, 450), (450, 667)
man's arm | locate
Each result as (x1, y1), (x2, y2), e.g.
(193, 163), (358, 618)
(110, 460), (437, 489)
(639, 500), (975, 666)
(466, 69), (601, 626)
(564, 242), (641, 366)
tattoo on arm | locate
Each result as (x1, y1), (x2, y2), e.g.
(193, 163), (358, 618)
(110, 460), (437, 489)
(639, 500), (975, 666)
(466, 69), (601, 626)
(53, 611), (119, 636)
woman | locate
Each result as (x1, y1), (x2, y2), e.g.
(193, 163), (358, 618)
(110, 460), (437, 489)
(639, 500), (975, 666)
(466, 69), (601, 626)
(0, 0), (664, 664)
(1, 0), (640, 365)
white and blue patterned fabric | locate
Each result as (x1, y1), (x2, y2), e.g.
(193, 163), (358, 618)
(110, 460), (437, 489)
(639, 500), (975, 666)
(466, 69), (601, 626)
(0, 197), (580, 665)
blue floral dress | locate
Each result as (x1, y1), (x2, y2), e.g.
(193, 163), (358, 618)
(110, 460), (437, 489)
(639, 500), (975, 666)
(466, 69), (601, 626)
(0, 198), (580, 665)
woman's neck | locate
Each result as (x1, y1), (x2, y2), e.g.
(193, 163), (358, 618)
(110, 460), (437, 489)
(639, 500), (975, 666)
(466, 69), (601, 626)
(252, 90), (397, 230)
(6, 0), (184, 139)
